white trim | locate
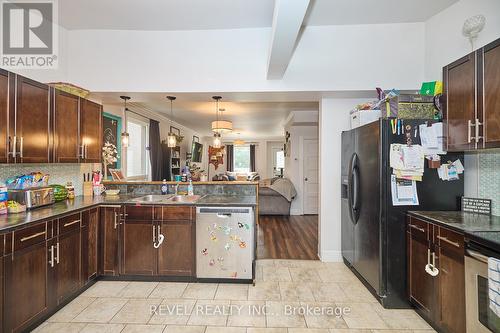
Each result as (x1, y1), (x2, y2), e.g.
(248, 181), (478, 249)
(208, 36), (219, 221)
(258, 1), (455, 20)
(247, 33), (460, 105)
(289, 208), (302, 216)
(319, 250), (343, 262)
(299, 136), (319, 215)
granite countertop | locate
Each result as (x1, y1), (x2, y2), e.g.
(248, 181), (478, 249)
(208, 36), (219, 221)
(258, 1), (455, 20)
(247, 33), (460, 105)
(0, 194), (256, 232)
(408, 211), (500, 250)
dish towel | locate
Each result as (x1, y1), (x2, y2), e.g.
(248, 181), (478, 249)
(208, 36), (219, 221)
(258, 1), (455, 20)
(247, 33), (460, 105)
(488, 257), (500, 317)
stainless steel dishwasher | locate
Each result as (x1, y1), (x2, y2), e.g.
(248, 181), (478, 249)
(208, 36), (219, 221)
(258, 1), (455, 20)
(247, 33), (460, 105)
(196, 207), (254, 280)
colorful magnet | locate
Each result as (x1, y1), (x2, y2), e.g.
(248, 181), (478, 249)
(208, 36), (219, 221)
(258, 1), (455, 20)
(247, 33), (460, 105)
(223, 226), (232, 235)
(238, 222), (244, 228)
(211, 234), (217, 242)
(201, 248), (208, 256)
(224, 243), (230, 251)
(239, 241), (246, 248)
(217, 256), (224, 264)
(209, 259), (215, 266)
(244, 224), (250, 230)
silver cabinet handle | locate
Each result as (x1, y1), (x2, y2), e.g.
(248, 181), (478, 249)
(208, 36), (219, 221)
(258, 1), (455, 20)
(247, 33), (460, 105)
(19, 136), (23, 157)
(114, 212), (118, 229)
(84, 145), (88, 159)
(56, 242), (60, 264)
(49, 245), (55, 267)
(8, 136), (16, 156)
(468, 119), (475, 143)
(152, 224), (156, 245)
(63, 220), (80, 227)
(475, 118), (483, 143)
(20, 231), (46, 242)
(409, 224), (425, 233)
(437, 235), (460, 248)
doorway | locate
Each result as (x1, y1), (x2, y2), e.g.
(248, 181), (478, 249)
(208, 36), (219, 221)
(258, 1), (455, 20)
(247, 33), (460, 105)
(302, 138), (319, 215)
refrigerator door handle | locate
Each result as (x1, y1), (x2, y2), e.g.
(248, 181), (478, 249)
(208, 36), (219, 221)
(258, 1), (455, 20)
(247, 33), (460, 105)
(348, 153), (360, 224)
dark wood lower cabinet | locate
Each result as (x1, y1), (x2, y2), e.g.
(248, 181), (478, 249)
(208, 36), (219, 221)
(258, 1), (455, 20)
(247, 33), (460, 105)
(0, 255), (3, 333)
(407, 215), (466, 333)
(100, 206), (121, 276)
(437, 245), (466, 333)
(158, 220), (195, 276)
(3, 242), (49, 333)
(82, 208), (99, 283)
(121, 220), (156, 275)
(52, 228), (82, 305)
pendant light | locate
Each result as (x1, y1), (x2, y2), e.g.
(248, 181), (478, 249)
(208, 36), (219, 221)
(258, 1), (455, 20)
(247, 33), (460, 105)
(120, 96), (131, 148)
(211, 107), (233, 133)
(166, 96), (177, 148)
(212, 96), (223, 148)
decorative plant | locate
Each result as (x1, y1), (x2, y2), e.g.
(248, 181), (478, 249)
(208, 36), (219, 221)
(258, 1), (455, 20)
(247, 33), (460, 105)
(102, 142), (119, 178)
(175, 134), (184, 143)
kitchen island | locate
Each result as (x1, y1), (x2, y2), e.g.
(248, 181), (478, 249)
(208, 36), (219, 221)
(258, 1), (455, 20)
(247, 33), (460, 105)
(0, 185), (257, 333)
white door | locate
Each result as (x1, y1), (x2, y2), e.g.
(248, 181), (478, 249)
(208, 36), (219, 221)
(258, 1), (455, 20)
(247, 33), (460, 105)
(303, 139), (319, 215)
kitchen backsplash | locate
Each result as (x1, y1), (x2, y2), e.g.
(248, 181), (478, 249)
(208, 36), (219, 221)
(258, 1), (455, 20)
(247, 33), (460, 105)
(478, 151), (500, 216)
(0, 164), (101, 196)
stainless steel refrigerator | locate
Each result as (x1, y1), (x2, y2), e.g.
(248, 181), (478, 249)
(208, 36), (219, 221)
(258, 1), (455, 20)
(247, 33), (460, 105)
(341, 119), (464, 308)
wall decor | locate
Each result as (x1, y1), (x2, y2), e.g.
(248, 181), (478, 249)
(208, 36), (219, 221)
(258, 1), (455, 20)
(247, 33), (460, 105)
(209, 145), (225, 169)
(102, 113), (122, 178)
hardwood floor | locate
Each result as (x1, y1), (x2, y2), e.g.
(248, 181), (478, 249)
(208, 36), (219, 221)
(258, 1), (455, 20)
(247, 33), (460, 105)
(257, 215), (319, 260)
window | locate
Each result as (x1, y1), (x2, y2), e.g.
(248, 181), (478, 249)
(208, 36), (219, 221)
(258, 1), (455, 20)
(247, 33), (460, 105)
(233, 145), (250, 173)
(126, 119), (149, 179)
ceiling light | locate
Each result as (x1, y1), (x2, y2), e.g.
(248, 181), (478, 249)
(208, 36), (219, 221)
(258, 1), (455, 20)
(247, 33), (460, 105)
(211, 98), (233, 133)
(120, 95), (131, 148)
(166, 96), (177, 148)
(234, 139), (246, 145)
(213, 133), (222, 149)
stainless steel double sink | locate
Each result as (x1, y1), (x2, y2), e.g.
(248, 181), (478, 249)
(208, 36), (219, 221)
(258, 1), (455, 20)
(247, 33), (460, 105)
(129, 194), (203, 204)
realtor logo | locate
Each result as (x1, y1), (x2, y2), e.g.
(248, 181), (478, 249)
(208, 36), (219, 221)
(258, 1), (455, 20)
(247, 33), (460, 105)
(1, 0), (58, 68)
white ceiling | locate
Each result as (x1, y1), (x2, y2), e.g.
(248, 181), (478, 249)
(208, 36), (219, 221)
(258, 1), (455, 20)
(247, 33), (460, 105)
(59, 0), (458, 31)
(92, 92), (319, 138)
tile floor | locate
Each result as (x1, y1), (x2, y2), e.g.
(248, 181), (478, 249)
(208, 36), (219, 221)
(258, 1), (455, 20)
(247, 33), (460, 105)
(33, 260), (436, 333)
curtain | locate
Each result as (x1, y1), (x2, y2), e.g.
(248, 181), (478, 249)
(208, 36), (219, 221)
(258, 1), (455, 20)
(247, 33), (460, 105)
(148, 120), (163, 181)
(226, 145), (234, 172)
(250, 144), (256, 172)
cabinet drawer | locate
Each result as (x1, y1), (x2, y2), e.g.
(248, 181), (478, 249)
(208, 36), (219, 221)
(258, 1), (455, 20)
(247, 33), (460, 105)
(407, 216), (430, 239)
(13, 222), (47, 251)
(437, 226), (464, 253)
(58, 212), (81, 235)
(125, 205), (153, 220)
(153, 206), (163, 220)
(163, 206), (194, 221)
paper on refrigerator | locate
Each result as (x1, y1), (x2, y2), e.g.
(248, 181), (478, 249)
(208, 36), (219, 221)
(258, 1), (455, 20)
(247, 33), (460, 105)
(391, 175), (419, 206)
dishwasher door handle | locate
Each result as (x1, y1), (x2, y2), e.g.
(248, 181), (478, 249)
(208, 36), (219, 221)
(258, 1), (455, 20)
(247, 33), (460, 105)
(216, 213), (231, 218)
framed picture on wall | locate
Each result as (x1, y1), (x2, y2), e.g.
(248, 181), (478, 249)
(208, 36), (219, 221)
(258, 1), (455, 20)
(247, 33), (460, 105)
(102, 113), (122, 179)
(170, 126), (181, 136)
(192, 135), (199, 143)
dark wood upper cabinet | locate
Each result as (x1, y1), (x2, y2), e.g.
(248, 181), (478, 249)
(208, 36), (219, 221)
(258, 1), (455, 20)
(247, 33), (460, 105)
(100, 206), (121, 276)
(157, 220), (195, 276)
(121, 219), (157, 276)
(444, 37), (500, 151)
(80, 99), (102, 163)
(53, 89), (80, 163)
(481, 38), (500, 149)
(443, 53), (476, 151)
(0, 69), (10, 163)
(3, 242), (49, 332)
(14, 75), (51, 163)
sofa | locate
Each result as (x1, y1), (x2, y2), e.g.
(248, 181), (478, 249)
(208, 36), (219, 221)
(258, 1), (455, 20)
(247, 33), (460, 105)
(258, 178), (296, 215)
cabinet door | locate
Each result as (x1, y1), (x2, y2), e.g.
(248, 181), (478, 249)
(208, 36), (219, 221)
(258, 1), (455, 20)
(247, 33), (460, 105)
(0, 255), (3, 333)
(444, 53), (476, 151)
(4, 242), (49, 332)
(53, 228), (81, 305)
(101, 207), (120, 276)
(482, 38), (500, 149)
(80, 99), (102, 163)
(0, 69), (10, 163)
(15, 75), (51, 163)
(437, 245), (466, 333)
(407, 231), (434, 318)
(121, 220), (156, 275)
(53, 89), (80, 162)
(157, 220), (195, 276)
(82, 208), (99, 282)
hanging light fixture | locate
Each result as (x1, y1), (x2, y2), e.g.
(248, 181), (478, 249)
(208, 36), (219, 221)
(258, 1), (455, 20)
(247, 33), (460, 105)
(211, 96), (233, 133)
(120, 96), (131, 147)
(212, 96), (224, 148)
(234, 132), (245, 145)
(166, 96), (177, 148)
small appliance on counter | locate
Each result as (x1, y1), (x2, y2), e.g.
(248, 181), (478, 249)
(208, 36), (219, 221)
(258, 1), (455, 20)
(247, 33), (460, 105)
(8, 187), (55, 209)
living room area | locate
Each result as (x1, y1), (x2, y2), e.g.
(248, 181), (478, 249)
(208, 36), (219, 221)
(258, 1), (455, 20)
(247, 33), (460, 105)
(99, 92), (320, 261)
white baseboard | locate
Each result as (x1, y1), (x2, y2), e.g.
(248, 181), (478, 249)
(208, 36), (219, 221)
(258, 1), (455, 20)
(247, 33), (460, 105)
(318, 250), (343, 262)
(290, 208), (302, 215)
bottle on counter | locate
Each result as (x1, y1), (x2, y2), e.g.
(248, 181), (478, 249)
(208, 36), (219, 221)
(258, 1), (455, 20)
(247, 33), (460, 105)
(161, 179), (168, 195)
(187, 180), (194, 196)
(66, 182), (75, 199)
